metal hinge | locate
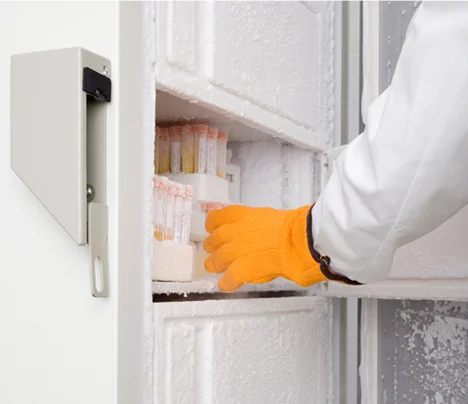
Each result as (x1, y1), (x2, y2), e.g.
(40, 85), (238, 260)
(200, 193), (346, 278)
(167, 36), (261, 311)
(11, 48), (111, 298)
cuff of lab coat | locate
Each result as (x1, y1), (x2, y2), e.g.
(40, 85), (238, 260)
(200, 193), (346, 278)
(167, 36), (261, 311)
(306, 207), (362, 286)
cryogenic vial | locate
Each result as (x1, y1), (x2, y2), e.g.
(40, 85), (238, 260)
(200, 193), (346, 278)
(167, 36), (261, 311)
(164, 183), (176, 241)
(192, 124), (208, 173)
(152, 176), (159, 239)
(153, 176), (168, 241)
(181, 185), (193, 245)
(173, 183), (185, 243)
(200, 201), (209, 223)
(154, 127), (161, 174)
(181, 125), (194, 174)
(170, 126), (182, 174)
(217, 131), (228, 178)
(207, 127), (218, 176)
(159, 128), (170, 174)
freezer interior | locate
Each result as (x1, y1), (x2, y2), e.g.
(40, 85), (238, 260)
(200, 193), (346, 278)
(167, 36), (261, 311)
(152, 90), (321, 293)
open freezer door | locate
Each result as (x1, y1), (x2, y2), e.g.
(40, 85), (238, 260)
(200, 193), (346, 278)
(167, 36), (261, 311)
(148, 2), (357, 403)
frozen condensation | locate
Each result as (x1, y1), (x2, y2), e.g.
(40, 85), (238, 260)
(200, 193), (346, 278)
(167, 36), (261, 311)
(155, 1), (336, 151)
(379, 300), (468, 404)
(153, 297), (333, 403)
(233, 140), (283, 209)
(232, 141), (320, 210)
(152, 274), (319, 295)
(282, 145), (319, 209)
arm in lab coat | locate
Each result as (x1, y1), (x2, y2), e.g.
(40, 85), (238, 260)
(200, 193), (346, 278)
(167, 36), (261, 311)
(312, 2), (468, 283)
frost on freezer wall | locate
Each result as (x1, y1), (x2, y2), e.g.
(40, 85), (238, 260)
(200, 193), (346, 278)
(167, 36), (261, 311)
(282, 144), (320, 209)
(232, 140), (282, 209)
(153, 297), (333, 404)
(231, 140), (319, 209)
(155, 1), (336, 151)
(379, 300), (468, 404)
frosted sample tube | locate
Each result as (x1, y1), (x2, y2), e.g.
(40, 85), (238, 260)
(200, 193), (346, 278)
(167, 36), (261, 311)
(182, 185), (193, 244)
(181, 125), (194, 173)
(173, 184), (185, 243)
(206, 202), (217, 212)
(154, 127), (161, 175)
(192, 124), (208, 173)
(170, 126), (182, 174)
(164, 182), (176, 241)
(152, 176), (159, 239)
(153, 176), (167, 241)
(207, 127), (218, 176)
(217, 131), (228, 178)
(159, 128), (170, 174)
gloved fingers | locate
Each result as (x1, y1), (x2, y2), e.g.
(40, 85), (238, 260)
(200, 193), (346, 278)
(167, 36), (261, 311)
(203, 223), (237, 253)
(204, 242), (236, 274)
(218, 267), (244, 292)
(218, 252), (280, 292)
(218, 270), (278, 293)
(206, 205), (252, 233)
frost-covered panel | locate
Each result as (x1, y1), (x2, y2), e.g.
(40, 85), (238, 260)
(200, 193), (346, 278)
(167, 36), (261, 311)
(232, 140), (284, 209)
(153, 297), (333, 404)
(230, 140), (319, 209)
(379, 300), (468, 404)
(209, 2), (334, 136)
(155, 1), (337, 151)
(282, 144), (320, 209)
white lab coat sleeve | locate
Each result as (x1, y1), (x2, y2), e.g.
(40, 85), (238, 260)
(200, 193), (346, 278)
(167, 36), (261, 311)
(312, 2), (468, 284)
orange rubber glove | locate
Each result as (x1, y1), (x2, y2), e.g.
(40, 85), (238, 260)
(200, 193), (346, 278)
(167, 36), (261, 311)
(204, 205), (358, 292)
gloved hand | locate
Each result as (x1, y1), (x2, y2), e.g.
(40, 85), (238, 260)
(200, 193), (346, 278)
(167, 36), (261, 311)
(204, 204), (331, 292)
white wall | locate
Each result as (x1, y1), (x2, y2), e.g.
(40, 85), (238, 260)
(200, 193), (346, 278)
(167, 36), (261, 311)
(0, 3), (118, 403)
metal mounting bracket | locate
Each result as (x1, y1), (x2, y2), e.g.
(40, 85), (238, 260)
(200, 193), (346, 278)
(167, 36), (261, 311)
(10, 48), (111, 298)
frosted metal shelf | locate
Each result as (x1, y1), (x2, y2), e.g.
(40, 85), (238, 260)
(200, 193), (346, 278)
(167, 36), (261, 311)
(152, 274), (321, 295)
(321, 279), (468, 301)
(153, 277), (468, 300)
(156, 90), (273, 143)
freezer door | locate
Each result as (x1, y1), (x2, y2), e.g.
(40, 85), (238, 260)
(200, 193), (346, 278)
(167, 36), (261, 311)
(322, 1), (468, 301)
(153, 296), (334, 404)
(149, 3), (357, 403)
